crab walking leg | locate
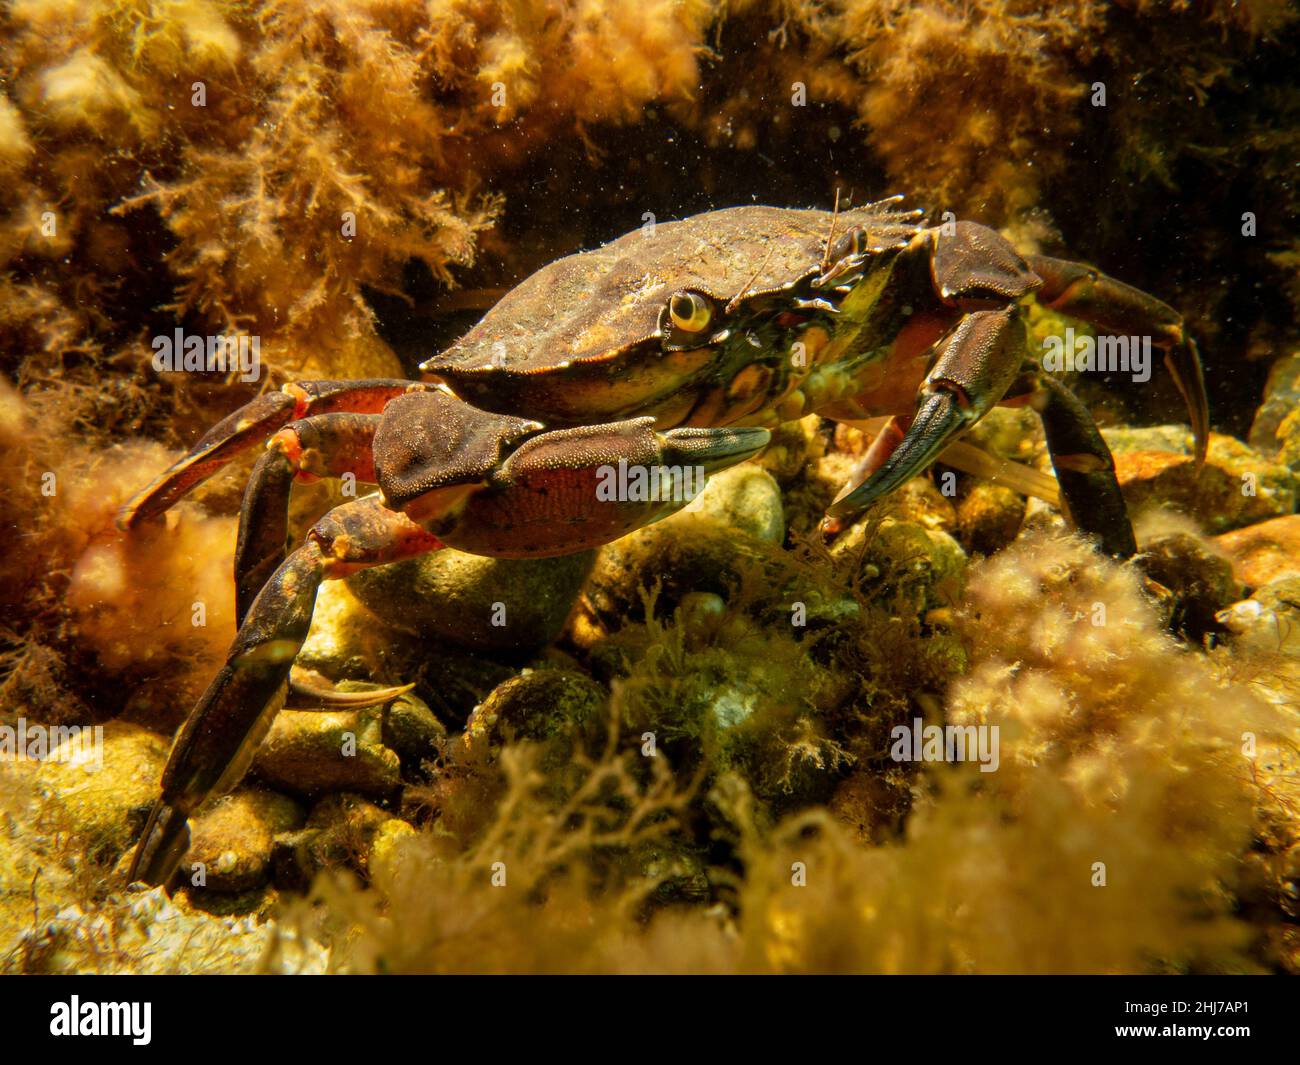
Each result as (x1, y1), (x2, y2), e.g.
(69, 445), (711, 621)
(1014, 372), (1136, 557)
(116, 379), (413, 529)
(127, 495), (442, 888)
(234, 412), (381, 624)
(1026, 254), (1209, 467)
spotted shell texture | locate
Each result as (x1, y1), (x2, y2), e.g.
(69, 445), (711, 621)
(426, 201), (923, 375)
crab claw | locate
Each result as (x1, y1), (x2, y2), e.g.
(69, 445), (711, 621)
(827, 391), (964, 520)
(827, 306), (1024, 526)
(656, 424), (772, 473)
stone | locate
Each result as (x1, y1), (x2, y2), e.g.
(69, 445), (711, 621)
(347, 548), (595, 656)
(33, 721), (168, 858)
(681, 462), (785, 544)
(1108, 431), (1297, 534)
(1214, 515), (1300, 587)
(186, 786), (305, 892)
(253, 707), (401, 799)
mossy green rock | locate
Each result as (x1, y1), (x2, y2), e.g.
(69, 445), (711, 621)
(463, 669), (608, 765)
(33, 721), (168, 858)
(346, 548), (595, 655)
(253, 707), (401, 799)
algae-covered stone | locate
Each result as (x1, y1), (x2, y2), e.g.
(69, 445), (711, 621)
(298, 580), (426, 680)
(186, 786), (305, 892)
(271, 792), (403, 887)
(1107, 430), (1297, 534)
(297, 581), (515, 721)
(1276, 408), (1300, 475)
(829, 516), (966, 610)
(1214, 515), (1300, 587)
(1101, 425), (1197, 456)
(756, 415), (822, 484)
(368, 817), (417, 882)
(1137, 533), (1239, 638)
(253, 707), (401, 799)
(33, 721), (168, 858)
(1249, 350), (1300, 453)
(585, 512), (856, 630)
(962, 405), (1044, 462)
(462, 669), (608, 766)
(346, 548), (594, 655)
(614, 614), (853, 812)
(8, 885), (328, 974)
(682, 463), (785, 544)
(889, 477), (958, 533)
(956, 481), (1026, 554)
(380, 691), (446, 774)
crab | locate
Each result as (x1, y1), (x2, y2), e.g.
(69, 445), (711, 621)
(118, 198), (1208, 887)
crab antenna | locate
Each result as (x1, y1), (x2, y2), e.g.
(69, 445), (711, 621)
(820, 186), (843, 275)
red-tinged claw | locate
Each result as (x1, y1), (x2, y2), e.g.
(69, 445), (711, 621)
(115, 390), (298, 530)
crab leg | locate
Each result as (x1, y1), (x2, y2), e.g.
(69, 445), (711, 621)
(127, 494), (442, 888)
(116, 379), (412, 529)
(1020, 372), (1136, 557)
(1027, 254), (1209, 466)
(235, 412), (381, 624)
(826, 304), (1138, 556)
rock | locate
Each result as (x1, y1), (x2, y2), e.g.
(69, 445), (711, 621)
(33, 721), (168, 858)
(962, 405), (1044, 463)
(1108, 431), (1297, 534)
(956, 481), (1026, 555)
(1277, 408), (1300, 475)
(368, 818), (417, 882)
(253, 707), (401, 799)
(1249, 349), (1300, 453)
(297, 580), (426, 681)
(271, 793), (403, 887)
(1101, 425), (1196, 456)
(1216, 576), (1300, 654)
(462, 669), (608, 763)
(1213, 515), (1300, 587)
(185, 787), (305, 892)
(681, 463), (785, 543)
(828, 516), (966, 611)
(379, 691), (446, 775)
(585, 513), (855, 630)
(1136, 533), (1240, 638)
(7, 885), (328, 974)
(346, 548), (594, 656)
(756, 414), (822, 484)
(299, 581), (519, 725)
(888, 477), (958, 533)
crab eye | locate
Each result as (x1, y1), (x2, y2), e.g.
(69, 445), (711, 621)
(828, 227), (867, 263)
(668, 292), (713, 333)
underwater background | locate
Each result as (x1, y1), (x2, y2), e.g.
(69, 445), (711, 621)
(1, 0), (1299, 973)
